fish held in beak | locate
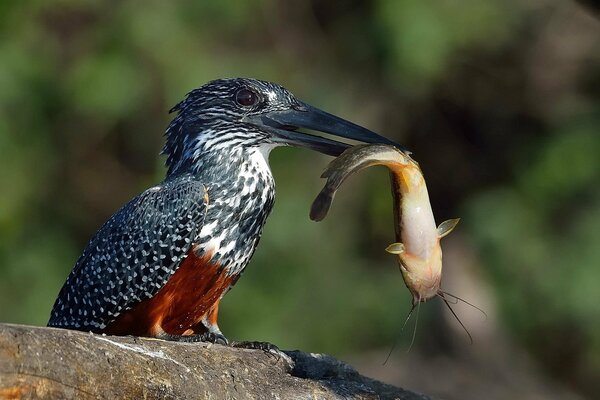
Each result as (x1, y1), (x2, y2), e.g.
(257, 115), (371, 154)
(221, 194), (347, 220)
(310, 144), (459, 304)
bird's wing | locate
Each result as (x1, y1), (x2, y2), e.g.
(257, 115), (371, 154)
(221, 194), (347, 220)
(48, 174), (208, 331)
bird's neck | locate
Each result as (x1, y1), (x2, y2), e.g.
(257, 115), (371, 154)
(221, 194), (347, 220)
(170, 146), (274, 187)
(178, 145), (277, 275)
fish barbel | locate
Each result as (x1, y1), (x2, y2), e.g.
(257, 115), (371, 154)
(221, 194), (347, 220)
(311, 144), (459, 305)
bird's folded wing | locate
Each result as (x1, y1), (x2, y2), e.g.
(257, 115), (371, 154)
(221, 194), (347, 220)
(48, 174), (208, 331)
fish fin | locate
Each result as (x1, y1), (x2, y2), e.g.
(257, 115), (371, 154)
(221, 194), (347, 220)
(385, 242), (405, 254)
(437, 218), (460, 238)
(310, 190), (334, 222)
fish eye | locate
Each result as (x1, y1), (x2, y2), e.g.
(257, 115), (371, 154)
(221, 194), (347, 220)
(235, 88), (259, 107)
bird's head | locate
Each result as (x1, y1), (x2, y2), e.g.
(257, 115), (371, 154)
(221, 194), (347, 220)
(163, 78), (401, 175)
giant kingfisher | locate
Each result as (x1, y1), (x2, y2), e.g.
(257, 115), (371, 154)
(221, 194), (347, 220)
(48, 78), (399, 345)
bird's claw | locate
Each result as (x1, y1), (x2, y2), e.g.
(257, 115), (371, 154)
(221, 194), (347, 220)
(159, 331), (228, 345)
(199, 331), (229, 345)
(230, 340), (282, 359)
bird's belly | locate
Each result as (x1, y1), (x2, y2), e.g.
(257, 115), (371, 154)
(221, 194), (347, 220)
(102, 248), (235, 337)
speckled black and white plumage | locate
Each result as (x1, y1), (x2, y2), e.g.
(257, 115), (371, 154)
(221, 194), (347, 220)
(48, 175), (209, 330)
(49, 78), (284, 331)
(194, 147), (275, 276)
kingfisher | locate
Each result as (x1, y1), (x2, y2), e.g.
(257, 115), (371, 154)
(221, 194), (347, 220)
(48, 78), (399, 346)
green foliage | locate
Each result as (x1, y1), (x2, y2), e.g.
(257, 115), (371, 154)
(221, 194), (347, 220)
(374, 0), (517, 92)
(464, 117), (600, 377)
(0, 1), (599, 396)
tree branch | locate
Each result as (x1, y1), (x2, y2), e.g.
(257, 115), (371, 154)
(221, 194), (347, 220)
(0, 323), (429, 400)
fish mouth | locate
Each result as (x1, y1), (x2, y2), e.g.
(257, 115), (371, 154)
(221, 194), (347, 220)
(242, 101), (404, 156)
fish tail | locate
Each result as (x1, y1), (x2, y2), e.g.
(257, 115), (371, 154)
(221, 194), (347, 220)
(312, 144), (410, 222)
(310, 187), (335, 221)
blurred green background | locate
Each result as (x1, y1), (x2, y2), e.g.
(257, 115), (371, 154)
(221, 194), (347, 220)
(1, 1), (599, 399)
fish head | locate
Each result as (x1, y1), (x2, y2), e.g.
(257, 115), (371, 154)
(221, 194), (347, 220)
(397, 244), (443, 305)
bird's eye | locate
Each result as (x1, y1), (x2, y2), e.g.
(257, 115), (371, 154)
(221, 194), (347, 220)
(235, 88), (259, 107)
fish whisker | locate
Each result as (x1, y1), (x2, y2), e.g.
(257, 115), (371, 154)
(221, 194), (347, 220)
(439, 290), (487, 320)
(383, 301), (417, 365)
(438, 293), (473, 345)
(407, 300), (421, 353)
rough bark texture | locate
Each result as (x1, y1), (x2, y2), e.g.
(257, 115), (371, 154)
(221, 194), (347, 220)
(0, 324), (430, 400)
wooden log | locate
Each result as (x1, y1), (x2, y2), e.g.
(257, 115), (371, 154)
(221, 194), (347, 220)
(0, 323), (429, 400)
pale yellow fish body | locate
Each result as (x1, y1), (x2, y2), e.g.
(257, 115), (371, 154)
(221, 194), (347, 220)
(310, 144), (459, 305)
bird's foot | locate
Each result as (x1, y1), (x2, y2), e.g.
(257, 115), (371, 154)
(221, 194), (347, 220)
(230, 340), (283, 359)
(159, 331), (228, 345)
(231, 340), (278, 351)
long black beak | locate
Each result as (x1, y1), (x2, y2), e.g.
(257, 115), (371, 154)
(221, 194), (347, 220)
(242, 101), (404, 156)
